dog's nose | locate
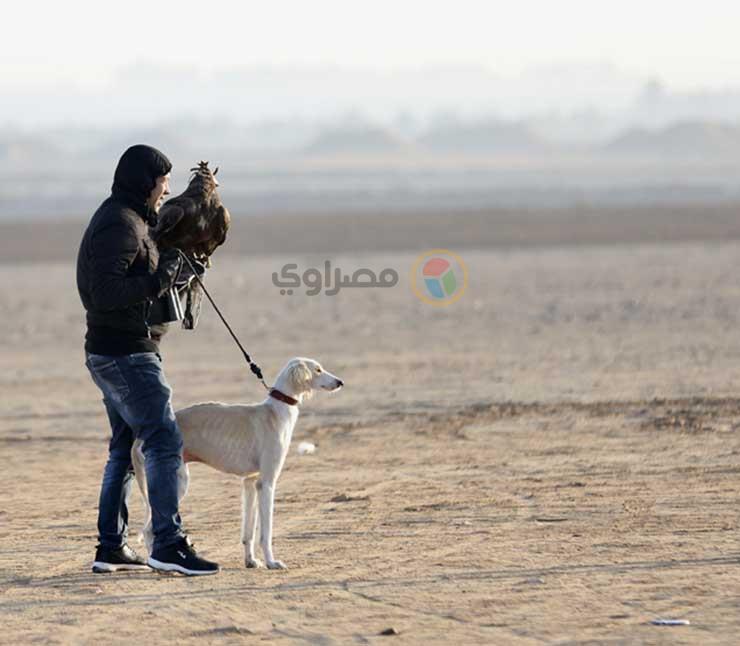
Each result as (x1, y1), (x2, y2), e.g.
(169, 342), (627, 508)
(336, 379), (344, 388)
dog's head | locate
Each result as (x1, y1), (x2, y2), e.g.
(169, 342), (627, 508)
(279, 357), (344, 402)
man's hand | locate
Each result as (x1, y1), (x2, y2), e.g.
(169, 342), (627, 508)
(155, 248), (183, 296)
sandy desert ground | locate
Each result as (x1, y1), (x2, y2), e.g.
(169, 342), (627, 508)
(2, 210), (740, 644)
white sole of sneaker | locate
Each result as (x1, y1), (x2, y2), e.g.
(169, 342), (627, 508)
(92, 561), (151, 573)
(147, 557), (219, 576)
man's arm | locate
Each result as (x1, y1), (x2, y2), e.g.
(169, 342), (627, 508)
(88, 221), (160, 311)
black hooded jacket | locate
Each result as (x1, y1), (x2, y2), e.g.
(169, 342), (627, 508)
(76, 145), (172, 355)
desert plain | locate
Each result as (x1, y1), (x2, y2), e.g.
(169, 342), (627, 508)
(2, 208), (740, 644)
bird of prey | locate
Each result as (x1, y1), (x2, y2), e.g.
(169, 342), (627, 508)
(150, 161), (231, 329)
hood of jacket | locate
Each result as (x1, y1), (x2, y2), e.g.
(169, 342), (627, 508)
(111, 144), (172, 225)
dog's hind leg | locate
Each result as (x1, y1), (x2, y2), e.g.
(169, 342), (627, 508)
(177, 461), (190, 502)
(131, 440), (153, 553)
(177, 460), (190, 542)
(241, 477), (262, 568)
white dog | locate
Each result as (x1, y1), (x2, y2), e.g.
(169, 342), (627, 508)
(132, 357), (343, 570)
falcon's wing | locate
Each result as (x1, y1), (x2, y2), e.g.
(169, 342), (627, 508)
(151, 201), (187, 242)
(213, 204), (231, 247)
(203, 204), (230, 257)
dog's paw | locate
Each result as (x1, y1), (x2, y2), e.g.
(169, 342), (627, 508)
(266, 559), (287, 570)
(245, 557), (264, 569)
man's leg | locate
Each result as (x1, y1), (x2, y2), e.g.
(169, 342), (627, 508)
(97, 398), (135, 548)
(89, 352), (217, 575)
(85, 354), (150, 572)
(116, 353), (218, 575)
(115, 353), (185, 553)
(141, 407), (185, 553)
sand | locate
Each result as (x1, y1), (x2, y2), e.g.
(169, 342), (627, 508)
(2, 210), (740, 644)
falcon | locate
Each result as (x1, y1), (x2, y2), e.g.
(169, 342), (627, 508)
(151, 161), (231, 329)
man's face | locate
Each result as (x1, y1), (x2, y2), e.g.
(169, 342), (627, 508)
(147, 173), (171, 212)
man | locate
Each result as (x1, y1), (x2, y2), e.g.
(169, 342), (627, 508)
(77, 144), (218, 575)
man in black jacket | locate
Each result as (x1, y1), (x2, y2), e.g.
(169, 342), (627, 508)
(77, 144), (218, 575)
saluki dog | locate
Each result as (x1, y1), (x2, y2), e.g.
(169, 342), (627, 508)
(132, 357), (343, 570)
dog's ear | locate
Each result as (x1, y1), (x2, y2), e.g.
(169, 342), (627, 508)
(288, 361), (313, 395)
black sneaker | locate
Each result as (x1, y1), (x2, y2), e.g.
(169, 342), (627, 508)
(147, 538), (219, 576)
(92, 544), (150, 573)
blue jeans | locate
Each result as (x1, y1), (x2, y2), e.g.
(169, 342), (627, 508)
(85, 352), (185, 553)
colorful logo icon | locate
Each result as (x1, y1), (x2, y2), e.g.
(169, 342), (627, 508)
(410, 249), (468, 306)
(422, 257), (457, 299)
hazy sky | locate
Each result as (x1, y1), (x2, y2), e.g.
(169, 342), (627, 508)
(3, 0), (740, 88)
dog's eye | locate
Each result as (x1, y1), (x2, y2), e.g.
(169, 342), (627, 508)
(316, 367), (322, 373)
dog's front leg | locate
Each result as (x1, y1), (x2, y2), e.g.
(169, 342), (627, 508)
(257, 478), (286, 570)
(241, 478), (262, 568)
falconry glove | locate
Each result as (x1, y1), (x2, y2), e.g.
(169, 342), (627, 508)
(155, 248), (183, 297)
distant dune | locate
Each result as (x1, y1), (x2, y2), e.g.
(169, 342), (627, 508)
(418, 119), (547, 154)
(304, 125), (411, 155)
(7, 117), (740, 219)
(603, 120), (740, 157)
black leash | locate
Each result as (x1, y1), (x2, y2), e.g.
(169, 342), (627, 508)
(176, 250), (270, 391)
